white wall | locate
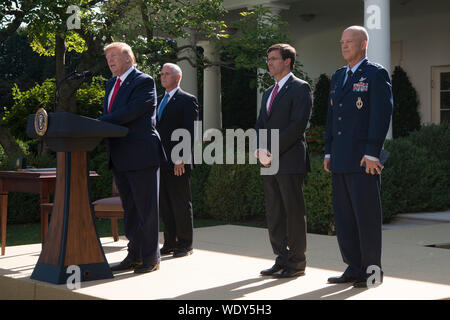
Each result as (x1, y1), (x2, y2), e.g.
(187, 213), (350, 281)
(391, 11), (450, 123)
(282, 4), (450, 124)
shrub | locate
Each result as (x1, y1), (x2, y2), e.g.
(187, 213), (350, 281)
(310, 73), (330, 126)
(0, 152), (56, 224)
(392, 66), (421, 138)
(190, 163), (212, 219)
(3, 77), (106, 142)
(243, 164), (265, 218)
(88, 144), (113, 201)
(304, 155), (334, 235)
(204, 163), (255, 222)
(306, 125), (325, 155)
(382, 122), (450, 220)
(202, 156), (336, 234)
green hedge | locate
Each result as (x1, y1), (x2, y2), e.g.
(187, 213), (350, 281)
(0, 151), (56, 224)
(2, 123), (450, 232)
(382, 122), (450, 220)
(197, 156), (334, 234)
(204, 163), (256, 222)
(304, 156), (334, 235)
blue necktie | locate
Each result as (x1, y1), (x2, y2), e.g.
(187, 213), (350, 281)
(157, 93), (170, 121)
(342, 70), (353, 92)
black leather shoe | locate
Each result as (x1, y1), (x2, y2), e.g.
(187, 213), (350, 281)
(173, 248), (193, 258)
(160, 246), (175, 256)
(327, 275), (359, 284)
(110, 256), (142, 272)
(134, 263), (160, 274)
(273, 268), (305, 278)
(353, 278), (383, 288)
(260, 264), (284, 276)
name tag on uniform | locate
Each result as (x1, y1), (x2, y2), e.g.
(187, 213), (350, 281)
(353, 82), (368, 92)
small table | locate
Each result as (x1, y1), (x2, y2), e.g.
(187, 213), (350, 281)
(0, 169), (98, 256)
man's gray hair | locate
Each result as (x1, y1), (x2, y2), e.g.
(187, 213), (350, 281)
(344, 25), (370, 45)
(163, 63), (182, 80)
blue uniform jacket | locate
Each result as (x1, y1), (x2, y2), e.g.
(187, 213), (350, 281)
(324, 59), (393, 173)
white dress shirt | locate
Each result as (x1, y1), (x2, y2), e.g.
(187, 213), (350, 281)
(107, 66), (135, 107)
(266, 72), (293, 112)
(162, 87), (180, 102)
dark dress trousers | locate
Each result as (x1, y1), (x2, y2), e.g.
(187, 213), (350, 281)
(99, 68), (165, 266)
(156, 88), (199, 251)
(324, 59), (393, 280)
(255, 74), (312, 271)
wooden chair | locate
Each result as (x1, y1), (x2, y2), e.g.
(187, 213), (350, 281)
(92, 179), (124, 241)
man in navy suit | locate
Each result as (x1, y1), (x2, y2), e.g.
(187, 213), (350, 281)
(255, 43), (312, 278)
(324, 26), (393, 287)
(156, 63), (199, 258)
(98, 42), (165, 274)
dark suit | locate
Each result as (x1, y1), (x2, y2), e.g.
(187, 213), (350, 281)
(156, 88), (199, 251)
(255, 74), (312, 271)
(325, 58), (393, 280)
(99, 68), (165, 266)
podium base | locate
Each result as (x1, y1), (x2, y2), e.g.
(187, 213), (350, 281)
(30, 262), (113, 285)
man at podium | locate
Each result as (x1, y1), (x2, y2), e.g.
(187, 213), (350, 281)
(98, 42), (165, 274)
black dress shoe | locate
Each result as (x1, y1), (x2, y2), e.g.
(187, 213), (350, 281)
(327, 275), (359, 284)
(260, 264), (284, 276)
(273, 268), (305, 278)
(173, 248), (193, 258)
(160, 246), (175, 256)
(353, 278), (383, 288)
(110, 256), (142, 272)
(134, 263), (160, 274)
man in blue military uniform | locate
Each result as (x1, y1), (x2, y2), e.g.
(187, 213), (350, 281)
(324, 26), (393, 288)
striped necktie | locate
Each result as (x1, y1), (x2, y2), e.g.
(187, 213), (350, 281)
(267, 83), (279, 115)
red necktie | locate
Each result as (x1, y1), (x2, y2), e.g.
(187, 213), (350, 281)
(267, 83), (279, 115)
(108, 78), (121, 113)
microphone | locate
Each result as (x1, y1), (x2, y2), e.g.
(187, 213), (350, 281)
(53, 71), (93, 112)
(67, 71), (93, 80)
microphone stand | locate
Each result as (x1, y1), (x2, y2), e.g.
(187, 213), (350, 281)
(53, 71), (77, 113)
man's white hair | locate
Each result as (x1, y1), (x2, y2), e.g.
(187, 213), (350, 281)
(163, 63), (182, 80)
(104, 42), (137, 67)
(344, 25), (370, 45)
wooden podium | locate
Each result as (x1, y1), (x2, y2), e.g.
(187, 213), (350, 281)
(26, 111), (128, 284)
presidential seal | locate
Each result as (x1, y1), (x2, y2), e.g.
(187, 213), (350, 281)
(34, 108), (48, 136)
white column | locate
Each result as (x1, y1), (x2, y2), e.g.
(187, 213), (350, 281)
(198, 40), (222, 138)
(177, 35), (198, 97)
(364, 0), (393, 139)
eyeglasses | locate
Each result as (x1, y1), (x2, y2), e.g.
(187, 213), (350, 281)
(266, 57), (283, 63)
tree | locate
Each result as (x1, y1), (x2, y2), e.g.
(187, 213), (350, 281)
(0, 0), (37, 43)
(214, 6), (311, 129)
(19, 0), (228, 112)
(0, 0), (228, 155)
(102, 0), (227, 76)
(216, 5), (301, 91)
(391, 66), (421, 138)
(0, 0), (41, 156)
